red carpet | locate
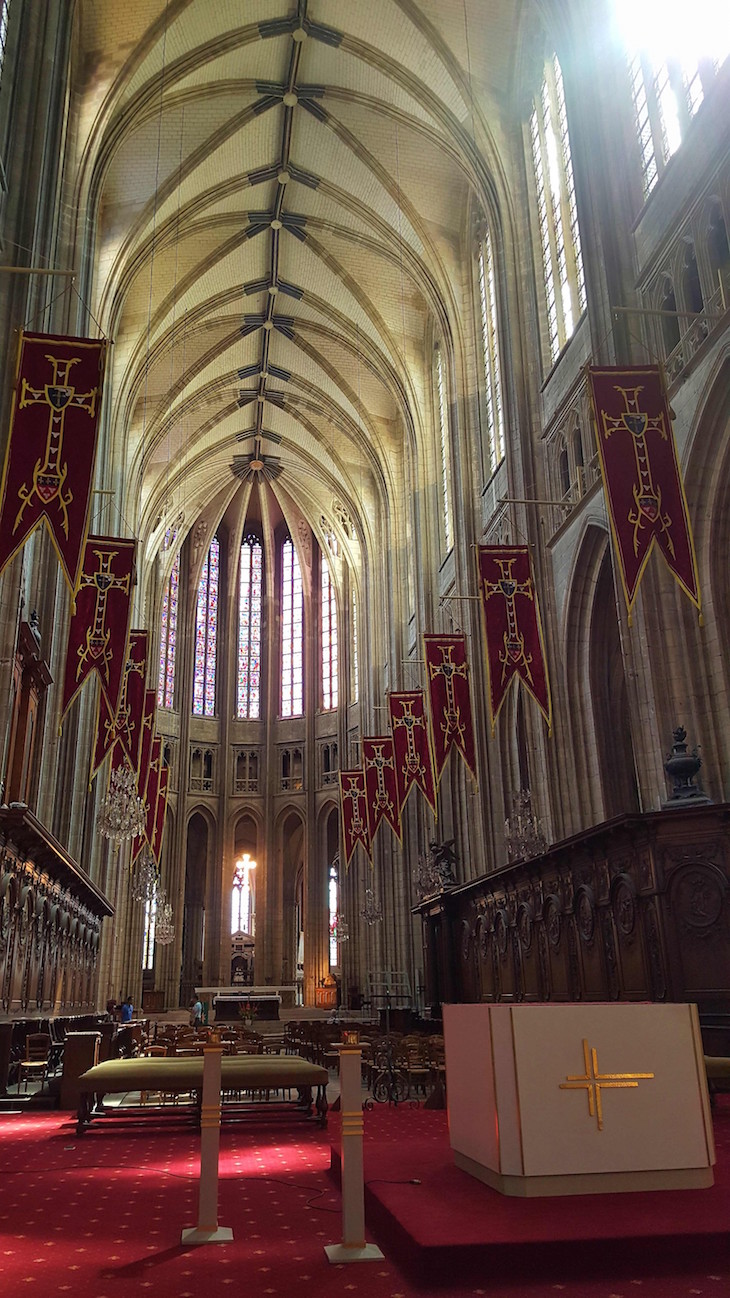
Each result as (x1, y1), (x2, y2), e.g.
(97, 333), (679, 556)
(0, 1100), (728, 1298)
(330, 1098), (730, 1284)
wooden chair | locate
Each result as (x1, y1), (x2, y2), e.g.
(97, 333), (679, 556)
(18, 1033), (51, 1093)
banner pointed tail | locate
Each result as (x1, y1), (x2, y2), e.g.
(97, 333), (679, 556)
(90, 689), (119, 782)
(60, 534), (136, 723)
(587, 365), (701, 615)
(137, 690), (157, 793)
(150, 764), (169, 863)
(132, 736), (161, 865)
(477, 545), (552, 729)
(388, 691), (437, 815)
(362, 735), (402, 843)
(424, 634), (478, 784)
(339, 770), (371, 868)
(118, 630), (148, 771)
(0, 332), (107, 592)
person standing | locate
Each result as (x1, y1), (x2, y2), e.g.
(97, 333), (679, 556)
(190, 996), (203, 1028)
(120, 997), (134, 1024)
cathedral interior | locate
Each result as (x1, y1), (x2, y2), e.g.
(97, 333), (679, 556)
(1, 4), (730, 1296)
(0, 0), (729, 1039)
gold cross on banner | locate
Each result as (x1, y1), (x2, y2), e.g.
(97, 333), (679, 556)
(559, 1038), (654, 1131)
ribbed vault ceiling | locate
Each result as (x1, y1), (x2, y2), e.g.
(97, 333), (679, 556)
(72, 0), (526, 572)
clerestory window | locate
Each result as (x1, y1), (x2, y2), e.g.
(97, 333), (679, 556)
(193, 536), (219, 716)
(530, 55), (586, 365)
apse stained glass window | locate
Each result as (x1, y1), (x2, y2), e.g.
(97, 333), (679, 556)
(321, 551), (338, 711)
(530, 56), (586, 364)
(231, 857), (254, 935)
(157, 549), (179, 710)
(237, 535), (263, 719)
(193, 536), (219, 716)
(281, 537), (303, 717)
(329, 860), (339, 968)
(435, 345), (453, 552)
(478, 229), (505, 476)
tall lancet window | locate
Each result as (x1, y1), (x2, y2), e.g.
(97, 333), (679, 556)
(193, 535), (219, 716)
(530, 55), (586, 364)
(616, 0), (730, 200)
(351, 585), (359, 704)
(237, 535), (263, 719)
(435, 345), (453, 553)
(478, 229), (505, 476)
(157, 549), (179, 709)
(321, 551), (338, 711)
(231, 856), (255, 935)
(281, 536), (303, 717)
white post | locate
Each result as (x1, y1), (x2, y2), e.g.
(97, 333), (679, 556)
(325, 1042), (384, 1264)
(181, 1034), (233, 1244)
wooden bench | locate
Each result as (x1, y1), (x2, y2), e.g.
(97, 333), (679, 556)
(76, 1054), (328, 1134)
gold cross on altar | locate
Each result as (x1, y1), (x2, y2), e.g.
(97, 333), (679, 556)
(559, 1038), (654, 1131)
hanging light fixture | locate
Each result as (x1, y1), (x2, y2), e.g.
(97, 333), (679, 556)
(154, 885), (175, 946)
(96, 762), (146, 852)
(360, 887), (383, 926)
(130, 847), (158, 903)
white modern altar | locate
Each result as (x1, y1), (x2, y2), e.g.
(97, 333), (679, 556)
(443, 1003), (714, 1197)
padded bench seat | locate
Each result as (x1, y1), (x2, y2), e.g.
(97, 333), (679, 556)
(76, 1054), (328, 1133)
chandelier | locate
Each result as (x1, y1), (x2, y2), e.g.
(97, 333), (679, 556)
(330, 912), (349, 943)
(130, 848), (158, 903)
(96, 762), (146, 852)
(504, 789), (547, 863)
(360, 887), (383, 926)
(413, 840), (458, 901)
(154, 886), (175, 945)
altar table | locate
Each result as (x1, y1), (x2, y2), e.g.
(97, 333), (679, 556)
(444, 1002), (714, 1197)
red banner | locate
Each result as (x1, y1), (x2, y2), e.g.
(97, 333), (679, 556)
(587, 366), (701, 616)
(424, 634), (477, 784)
(388, 691), (437, 816)
(477, 546), (552, 730)
(90, 630), (148, 779)
(91, 691), (118, 780)
(117, 630), (148, 771)
(149, 762), (169, 863)
(339, 770), (371, 868)
(132, 736), (161, 864)
(60, 535), (136, 721)
(0, 332), (106, 591)
(362, 736), (401, 844)
(137, 689), (157, 795)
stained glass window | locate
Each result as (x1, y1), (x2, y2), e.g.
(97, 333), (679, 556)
(142, 892), (156, 971)
(231, 856), (255, 935)
(435, 345), (453, 552)
(238, 535), (263, 719)
(530, 56), (586, 364)
(193, 535), (219, 716)
(615, 2), (730, 194)
(321, 551), (338, 711)
(281, 537), (303, 717)
(157, 549), (179, 710)
(0, 3), (10, 86)
(329, 860), (339, 968)
(351, 586), (359, 704)
(478, 229), (505, 477)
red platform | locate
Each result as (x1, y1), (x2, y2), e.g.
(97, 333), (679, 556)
(329, 1099), (730, 1283)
